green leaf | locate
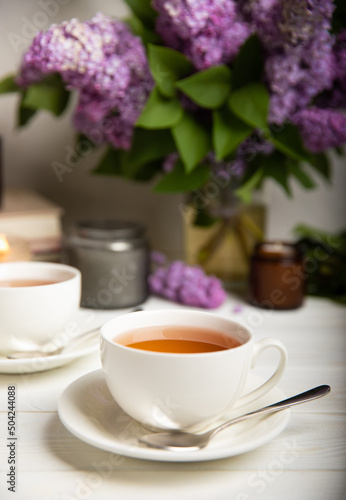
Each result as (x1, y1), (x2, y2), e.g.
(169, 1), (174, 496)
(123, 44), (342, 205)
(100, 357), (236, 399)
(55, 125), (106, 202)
(136, 87), (183, 129)
(92, 148), (126, 176)
(126, 129), (174, 175)
(76, 133), (98, 152)
(270, 124), (311, 163)
(229, 82), (269, 130)
(288, 161), (315, 189)
(125, 16), (161, 44)
(306, 153), (331, 181)
(93, 148), (162, 183)
(154, 160), (210, 192)
(213, 107), (253, 160)
(171, 111), (212, 172)
(0, 74), (19, 94)
(17, 92), (37, 126)
(94, 130), (176, 181)
(235, 165), (264, 203)
(294, 224), (344, 250)
(331, 0), (346, 33)
(193, 207), (217, 227)
(21, 75), (70, 117)
(232, 35), (264, 89)
(262, 153), (292, 196)
(148, 45), (193, 98)
(131, 160), (162, 181)
(122, 0), (157, 29)
(176, 65), (232, 109)
(128, 128), (176, 169)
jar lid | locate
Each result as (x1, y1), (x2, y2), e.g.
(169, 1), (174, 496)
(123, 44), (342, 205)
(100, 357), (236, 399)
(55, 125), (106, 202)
(252, 241), (303, 261)
(74, 219), (145, 241)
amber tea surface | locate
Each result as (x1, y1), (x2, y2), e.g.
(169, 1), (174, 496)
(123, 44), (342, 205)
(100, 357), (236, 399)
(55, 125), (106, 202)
(115, 325), (242, 354)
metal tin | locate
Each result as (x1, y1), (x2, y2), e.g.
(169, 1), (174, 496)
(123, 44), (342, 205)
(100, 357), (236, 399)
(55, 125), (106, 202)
(65, 220), (149, 309)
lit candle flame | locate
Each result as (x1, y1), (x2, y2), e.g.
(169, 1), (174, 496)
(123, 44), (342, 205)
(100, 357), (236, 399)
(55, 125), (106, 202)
(0, 234), (10, 255)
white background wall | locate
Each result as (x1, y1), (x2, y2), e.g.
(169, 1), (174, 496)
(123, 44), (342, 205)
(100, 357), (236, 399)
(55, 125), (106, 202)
(0, 0), (345, 258)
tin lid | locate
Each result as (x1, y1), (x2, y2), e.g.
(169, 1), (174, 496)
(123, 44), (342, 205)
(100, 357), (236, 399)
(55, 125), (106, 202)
(74, 220), (145, 241)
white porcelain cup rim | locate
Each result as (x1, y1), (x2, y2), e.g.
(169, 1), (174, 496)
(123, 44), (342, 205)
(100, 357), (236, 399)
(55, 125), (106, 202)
(101, 309), (252, 357)
(0, 261), (81, 286)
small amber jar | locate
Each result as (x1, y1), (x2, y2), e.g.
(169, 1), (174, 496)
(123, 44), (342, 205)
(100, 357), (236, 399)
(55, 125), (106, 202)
(249, 241), (305, 310)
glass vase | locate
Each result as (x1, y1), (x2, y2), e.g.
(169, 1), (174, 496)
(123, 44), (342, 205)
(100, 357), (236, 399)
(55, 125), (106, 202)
(182, 196), (266, 289)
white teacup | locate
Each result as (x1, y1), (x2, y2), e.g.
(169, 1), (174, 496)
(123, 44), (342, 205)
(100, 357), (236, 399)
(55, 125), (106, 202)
(0, 262), (81, 354)
(100, 309), (287, 431)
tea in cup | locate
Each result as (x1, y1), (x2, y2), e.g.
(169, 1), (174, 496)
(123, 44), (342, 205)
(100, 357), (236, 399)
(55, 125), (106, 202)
(0, 262), (81, 354)
(100, 309), (287, 431)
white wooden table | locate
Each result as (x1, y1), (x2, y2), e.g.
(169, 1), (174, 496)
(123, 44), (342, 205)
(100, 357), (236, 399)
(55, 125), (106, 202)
(0, 294), (345, 499)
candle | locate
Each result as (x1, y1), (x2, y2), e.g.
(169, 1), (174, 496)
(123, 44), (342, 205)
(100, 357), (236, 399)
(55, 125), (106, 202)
(0, 234), (32, 262)
(0, 234), (10, 254)
(0, 136), (3, 208)
(249, 241), (305, 309)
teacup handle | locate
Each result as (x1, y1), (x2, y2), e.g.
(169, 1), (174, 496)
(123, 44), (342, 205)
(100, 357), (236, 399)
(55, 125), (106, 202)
(234, 338), (288, 409)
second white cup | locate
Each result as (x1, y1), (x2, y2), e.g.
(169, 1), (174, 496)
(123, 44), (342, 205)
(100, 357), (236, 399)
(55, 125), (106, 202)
(0, 262), (81, 354)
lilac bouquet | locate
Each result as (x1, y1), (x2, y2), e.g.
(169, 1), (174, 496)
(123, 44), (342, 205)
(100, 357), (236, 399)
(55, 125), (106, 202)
(0, 1), (345, 198)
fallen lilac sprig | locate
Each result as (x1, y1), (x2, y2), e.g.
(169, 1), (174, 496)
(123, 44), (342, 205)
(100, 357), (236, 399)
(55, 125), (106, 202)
(148, 253), (226, 309)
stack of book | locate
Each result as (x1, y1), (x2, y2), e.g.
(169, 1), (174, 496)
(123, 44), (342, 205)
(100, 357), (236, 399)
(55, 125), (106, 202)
(0, 188), (64, 262)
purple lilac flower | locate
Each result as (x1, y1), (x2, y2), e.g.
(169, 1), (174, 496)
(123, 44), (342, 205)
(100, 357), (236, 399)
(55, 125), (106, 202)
(292, 107), (346, 153)
(232, 304), (243, 314)
(318, 30), (346, 108)
(208, 132), (274, 185)
(17, 13), (153, 149)
(152, 0), (251, 70)
(151, 250), (168, 266)
(238, 132), (275, 160)
(240, 0), (282, 50)
(242, 0), (335, 125)
(332, 31), (346, 93)
(162, 132), (273, 185)
(197, 153), (245, 190)
(148, 259), (226, 308)
(267, 36), (335, 124)
(163, 153), (179, 173)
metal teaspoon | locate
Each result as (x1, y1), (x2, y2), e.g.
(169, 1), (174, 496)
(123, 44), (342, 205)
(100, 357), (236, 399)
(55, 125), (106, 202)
(6, 327), (101, 359)
(6, 307), (143, 359)
(138, 385), (331, 451)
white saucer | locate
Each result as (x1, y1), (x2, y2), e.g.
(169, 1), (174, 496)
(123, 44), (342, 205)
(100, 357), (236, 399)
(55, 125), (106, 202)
(0, 307), (135, 374)
(0, 332), (99, 374)
(58, 370), (291, 462)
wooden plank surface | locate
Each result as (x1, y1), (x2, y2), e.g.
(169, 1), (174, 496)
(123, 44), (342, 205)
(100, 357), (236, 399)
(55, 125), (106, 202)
(0, 295), (345, 499)
(1, 471), (345, 500)
(0, 411), (345, 472)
